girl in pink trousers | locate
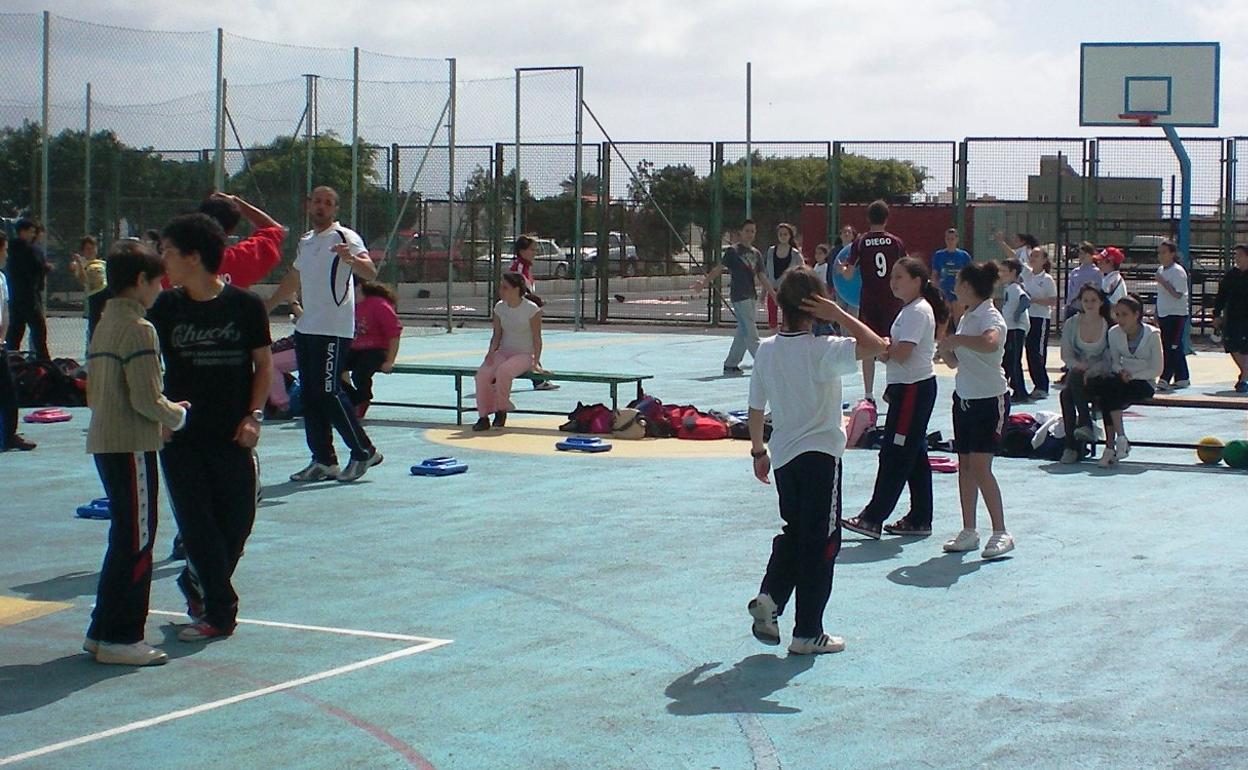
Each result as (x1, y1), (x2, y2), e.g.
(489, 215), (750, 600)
(474, 272), (546, 431)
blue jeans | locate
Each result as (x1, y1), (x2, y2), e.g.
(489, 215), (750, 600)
(725, 299), (760, 368)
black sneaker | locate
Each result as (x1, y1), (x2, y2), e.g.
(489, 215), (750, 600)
(723, 366), (744, 376)
(842, 516), (882, 540)
(493, 411), (507, 428)
(472, 417), (490, 432)
(7, 434), (36, 451)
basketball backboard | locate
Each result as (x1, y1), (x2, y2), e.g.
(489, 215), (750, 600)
(1079, 42), (1220, 127)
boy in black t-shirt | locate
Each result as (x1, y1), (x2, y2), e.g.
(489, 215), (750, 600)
(149, 213), (272, 642)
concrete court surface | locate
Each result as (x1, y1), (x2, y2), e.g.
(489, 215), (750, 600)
(2, 325), (1247, 769)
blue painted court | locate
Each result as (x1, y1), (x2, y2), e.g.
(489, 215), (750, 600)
(2, 325), (1247, 769)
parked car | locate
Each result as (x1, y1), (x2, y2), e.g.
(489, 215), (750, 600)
(474, 238), (570, 281)
(381, 230), (472, 282)
(568, 232), (639, 277)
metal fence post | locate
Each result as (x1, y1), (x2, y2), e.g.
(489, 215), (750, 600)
(1086, 139), (1099, 244)
(214, 28), (225, 191)
(40, 11), (49, 228)
(1223, 139), (1236, 261)
(513, 70), (521, 237)
(84, 83), (92, 236)
(446, 57), (456, 333)
(598, 141), (610, 322)
(303, 74), (316, 232)
(955, 140), (968, 237)
(824, 142), (835, 245)
(710, 141), (724, 326)
(830, 141), (842, 241)
(350, 47), (359, 229)
(492, 142), (505, 307)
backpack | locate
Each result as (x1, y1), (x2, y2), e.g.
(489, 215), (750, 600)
(661, 404), (729, 440)
(611, 408), (647, 440)
(560, 402), (614, 434)
(11, 353), (86, 407)
(1001, 413), (1040, 458)
(629, 394), (674, 438)
(846, 398), (878, 449)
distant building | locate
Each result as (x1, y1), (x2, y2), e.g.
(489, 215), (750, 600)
(1027, 155), (1162, 244)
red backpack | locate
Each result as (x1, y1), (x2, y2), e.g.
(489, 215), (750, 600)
(661, 404), (729, 440)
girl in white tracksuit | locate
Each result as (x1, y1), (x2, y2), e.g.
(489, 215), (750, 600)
(1085, 294), (1163, 467)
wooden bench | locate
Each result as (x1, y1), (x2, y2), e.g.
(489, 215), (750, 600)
(374, 364), (654, 425)
(1098, 393), (1248, 450)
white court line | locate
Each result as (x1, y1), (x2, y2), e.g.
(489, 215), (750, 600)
(0, 618), (453, 767)
(147, 610), (445, 644)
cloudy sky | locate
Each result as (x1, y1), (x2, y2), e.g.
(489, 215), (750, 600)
(3, 0), (1242, 146)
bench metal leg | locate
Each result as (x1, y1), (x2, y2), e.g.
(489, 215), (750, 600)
(636, 380), (644, 400)
(611, 383), (618, 411)
(455, 374), (463, 425)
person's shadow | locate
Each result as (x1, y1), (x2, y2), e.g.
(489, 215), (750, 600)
(0, 625), (203, 716)
(836, 537), (907, 565)
(665, 654), (816, 715)
(887, 552), (997, 588)
(11, 564), (183, 603)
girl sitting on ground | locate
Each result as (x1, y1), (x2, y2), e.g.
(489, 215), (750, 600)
(1058, 285), (1111, 464)
(474, 272), (546, 432)
(1085, 294), (1163, 468)
(345, 282), (402, 419)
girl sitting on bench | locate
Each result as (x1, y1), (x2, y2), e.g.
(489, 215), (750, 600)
(474, 272), (546, 432)
(1085, 294), (1163, 468)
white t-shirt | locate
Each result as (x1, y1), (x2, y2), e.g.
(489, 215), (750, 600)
(1023, 271), (1057, 320)
(294, 223), (368, 338)
(495, 299), (540, 354)
(1155, 263), (1189, 317)
(1002, 282), (1030, 331)
(953, 299), (1008, 400)
(748, 332), (858, 469)
(886, 298), (935, 385)
(813, 261), (830, 287)
(1102, 270), (1127, 305)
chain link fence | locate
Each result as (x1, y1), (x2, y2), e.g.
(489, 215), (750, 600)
(4, 11), (1248, 360)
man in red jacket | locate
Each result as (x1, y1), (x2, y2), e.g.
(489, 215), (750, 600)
(197, 192), (285, 288)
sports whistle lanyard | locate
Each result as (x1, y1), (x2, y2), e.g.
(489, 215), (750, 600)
(330, 229), (351, 307)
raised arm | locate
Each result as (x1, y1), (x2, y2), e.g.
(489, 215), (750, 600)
(801, 295), (886, 360)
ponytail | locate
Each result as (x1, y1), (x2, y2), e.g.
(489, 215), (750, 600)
(896, 256), (950, 328)
(501, 270), (544, 308)
(920, 279), (950, 328)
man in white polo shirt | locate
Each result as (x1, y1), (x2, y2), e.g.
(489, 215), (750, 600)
(266, 186), (382, 483)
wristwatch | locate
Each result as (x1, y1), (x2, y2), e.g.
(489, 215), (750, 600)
(250, 409), (265, 424)
(751, 448), (768, 458)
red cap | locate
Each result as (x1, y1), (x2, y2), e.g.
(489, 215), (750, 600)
(1096, 247), (1125, 268)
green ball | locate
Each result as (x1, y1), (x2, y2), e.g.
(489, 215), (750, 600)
(1224, 440), (1248, 470)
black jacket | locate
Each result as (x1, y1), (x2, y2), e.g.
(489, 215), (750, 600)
(3, 237), (48, 305)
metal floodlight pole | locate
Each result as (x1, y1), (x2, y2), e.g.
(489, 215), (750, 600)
(351, 48), (360, 228)
(574, 66), (584, 329)
(514, 70), (521, 238)
(446, 57), (457, 333)
(84, 82), (92, 236)
(40, 11), (50, 227)
(745, 61), (752, 219)
(214, 28), (225, 190)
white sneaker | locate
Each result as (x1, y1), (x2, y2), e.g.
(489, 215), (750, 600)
(1114, 435), (1130, 460)
(747, 593), (780, 646)
(94, 641), (168, 666)
(290, 462), (339, 482)
(1173, 379), (1191, 390)
(82, 636), (98, 655)
(1154, 380), (1172, 392)
(1072, 425), (1096, 443)
(943, 528), (979, 552)
(982, 531), (1015, 559)
(1098, 447), (1117, 468)
(1059, 448), (1080, 464)
(337, 451), (384, 483)
(534, 380), (560, 391)
(788, 633), (845, 655)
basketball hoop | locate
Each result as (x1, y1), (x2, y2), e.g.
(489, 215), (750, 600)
(1118, 112), (1158, 127)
